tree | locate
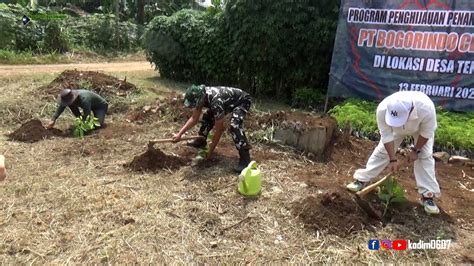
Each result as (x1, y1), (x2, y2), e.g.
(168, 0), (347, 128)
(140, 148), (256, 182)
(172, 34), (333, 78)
(137, 0), (145, 24)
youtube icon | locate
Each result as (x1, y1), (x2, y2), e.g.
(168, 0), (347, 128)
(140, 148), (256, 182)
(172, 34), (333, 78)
(392, 240), (408, 250)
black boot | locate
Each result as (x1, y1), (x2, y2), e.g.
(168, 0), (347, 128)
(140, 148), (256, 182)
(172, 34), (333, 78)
(234, 148), (251, 173)
(186, 137), (207, 149)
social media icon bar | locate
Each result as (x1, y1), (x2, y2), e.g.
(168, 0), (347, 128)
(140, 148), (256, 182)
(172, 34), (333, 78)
(381, 239), (392, 250)
(392, 240), (408, 250)
(368, 239), (380, 250)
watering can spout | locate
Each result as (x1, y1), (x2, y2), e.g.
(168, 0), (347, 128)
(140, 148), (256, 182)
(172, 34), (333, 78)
(238, 161), (261, 197)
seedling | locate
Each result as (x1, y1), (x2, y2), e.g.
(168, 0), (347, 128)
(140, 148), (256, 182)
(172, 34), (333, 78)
(73, 115), (100, 139)
(377, 176), (407, 217)
(197, 133), (213, 158)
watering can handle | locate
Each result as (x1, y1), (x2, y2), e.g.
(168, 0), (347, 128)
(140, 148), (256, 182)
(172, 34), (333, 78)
(248, 161), (258, 169)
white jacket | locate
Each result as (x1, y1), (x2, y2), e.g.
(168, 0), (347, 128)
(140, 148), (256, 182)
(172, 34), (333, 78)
(376, 91), (437, 144)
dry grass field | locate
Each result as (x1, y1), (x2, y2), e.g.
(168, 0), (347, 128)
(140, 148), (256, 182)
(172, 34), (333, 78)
(0, 65), (473, 263)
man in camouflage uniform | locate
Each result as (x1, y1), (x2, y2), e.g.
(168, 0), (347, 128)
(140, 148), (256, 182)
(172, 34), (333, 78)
(173, 85), (252, 173)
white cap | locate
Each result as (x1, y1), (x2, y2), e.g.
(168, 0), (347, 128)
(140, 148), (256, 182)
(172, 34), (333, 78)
(385, 97), (413, 127)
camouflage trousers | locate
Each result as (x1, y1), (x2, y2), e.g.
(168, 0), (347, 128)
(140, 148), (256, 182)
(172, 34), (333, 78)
(198, 98), (251, 151)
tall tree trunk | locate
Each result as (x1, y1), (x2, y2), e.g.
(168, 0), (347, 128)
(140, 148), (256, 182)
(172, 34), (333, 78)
(115, 0), (120, 49)
(137, 0), (145, 25)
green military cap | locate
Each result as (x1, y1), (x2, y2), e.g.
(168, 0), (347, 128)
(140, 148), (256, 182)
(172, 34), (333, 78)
(184, 84), (205, 108)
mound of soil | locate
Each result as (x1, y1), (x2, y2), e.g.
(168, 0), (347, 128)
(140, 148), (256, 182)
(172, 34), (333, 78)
(293, 190), (374, 237)
(126, 147), (187, 172)
(40, 70), (136, 97)
(246, 111), (287, 130)
(8, 119), (64, 143)
(247, 111), (336, 132)
(127, 93), (192, 124)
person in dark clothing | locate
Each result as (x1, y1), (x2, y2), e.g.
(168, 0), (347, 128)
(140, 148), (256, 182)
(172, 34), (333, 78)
(47, 89), (109, 129)
(173, 85), (252, 173)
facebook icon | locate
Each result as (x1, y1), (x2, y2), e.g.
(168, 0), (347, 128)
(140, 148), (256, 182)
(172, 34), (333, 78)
(368, 240), (380, 250)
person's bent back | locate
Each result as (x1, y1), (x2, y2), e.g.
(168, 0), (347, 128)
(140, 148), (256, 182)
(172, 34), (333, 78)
(47, 89), (108, 129)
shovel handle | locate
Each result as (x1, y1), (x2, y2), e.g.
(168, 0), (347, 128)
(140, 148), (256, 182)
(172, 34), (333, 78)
(356, 173), (392, 197)
(148, 136), (204, 145)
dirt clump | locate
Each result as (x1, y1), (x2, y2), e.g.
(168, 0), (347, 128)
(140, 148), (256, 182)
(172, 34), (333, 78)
(126, 146), (187, 172)
(293, 190), (374, 237)
(8, 119), (64, 143)
(246, 111), (287, 130)
(40, 70), (136, 97)
(247, 111), (336, 133)
(127, 93), (192, 124)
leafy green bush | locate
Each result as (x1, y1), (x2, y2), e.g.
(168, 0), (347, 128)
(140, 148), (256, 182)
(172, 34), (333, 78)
(0, 5), (16, 49)
(0, 4), (141, 53)
(65, 14), (141, 52)
(143, 9), (232, 83)
(224, 0), (339, 98)
(143, 1), (339, 98)
(43, 21), (70, 52)
(329, 99), (474, 153)
(73, 115), (100, 139)
(292, 87), (326, 109)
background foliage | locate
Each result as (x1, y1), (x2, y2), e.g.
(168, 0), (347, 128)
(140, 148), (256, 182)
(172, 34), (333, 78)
(143, 0), (339, 100)
(329, 99), (474, 156)
(0, 3), (143, 53)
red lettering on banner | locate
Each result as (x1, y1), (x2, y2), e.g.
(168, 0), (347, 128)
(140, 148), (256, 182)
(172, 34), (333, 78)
(395, 31), (404, 48)
(459, 33), (470, 52)
(376, 30), (387, 48)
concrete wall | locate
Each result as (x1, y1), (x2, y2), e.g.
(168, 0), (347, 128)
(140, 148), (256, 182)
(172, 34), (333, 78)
(273, 123), (334, 156)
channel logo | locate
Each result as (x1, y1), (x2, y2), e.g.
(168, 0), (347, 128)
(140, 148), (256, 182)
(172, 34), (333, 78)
(393, 240), (408, 250)
(368, 240), (380, 250)
(381, 240), (392, 250)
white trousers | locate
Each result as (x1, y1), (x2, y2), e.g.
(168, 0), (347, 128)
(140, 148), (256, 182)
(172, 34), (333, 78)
(354, 135), (441, 197)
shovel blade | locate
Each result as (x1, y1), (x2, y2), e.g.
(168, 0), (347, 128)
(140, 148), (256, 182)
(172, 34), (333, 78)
(354, 195), (381, 220)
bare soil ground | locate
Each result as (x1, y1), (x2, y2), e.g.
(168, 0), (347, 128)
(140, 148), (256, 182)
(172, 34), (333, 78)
(0, 69), (473, 263)
(0, 61), (153, 76)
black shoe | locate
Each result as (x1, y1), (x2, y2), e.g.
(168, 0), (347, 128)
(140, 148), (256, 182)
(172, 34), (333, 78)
(234, 148), (251, 173)
(186, 137), (207, 149)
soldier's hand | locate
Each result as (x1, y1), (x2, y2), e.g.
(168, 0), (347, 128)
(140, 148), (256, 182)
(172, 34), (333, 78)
(46, 120), (55, 129)
(172, 133), (181, 143)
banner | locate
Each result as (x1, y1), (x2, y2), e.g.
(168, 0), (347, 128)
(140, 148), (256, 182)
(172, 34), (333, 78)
(328, 0), (474, 111)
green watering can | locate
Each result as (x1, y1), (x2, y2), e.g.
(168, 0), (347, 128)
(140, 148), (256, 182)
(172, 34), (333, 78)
(238, 161), (262, 197)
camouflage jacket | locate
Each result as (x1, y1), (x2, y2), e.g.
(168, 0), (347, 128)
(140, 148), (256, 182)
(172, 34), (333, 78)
(203, 86), (251, 120)
(52, 90), (108, 120)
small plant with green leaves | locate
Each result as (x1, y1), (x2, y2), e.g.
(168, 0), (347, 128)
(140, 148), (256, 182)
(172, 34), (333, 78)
(377, 176), (407, 217)
(197, 133), (213, 159)
(73, 115), (100, 139)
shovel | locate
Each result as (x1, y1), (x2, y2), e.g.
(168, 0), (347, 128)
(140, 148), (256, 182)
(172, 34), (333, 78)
(147, 136), (204, 149)
(352, 173), (392, 219)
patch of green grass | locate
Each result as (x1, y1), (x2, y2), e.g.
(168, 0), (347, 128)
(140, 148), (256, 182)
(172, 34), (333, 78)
(0, 49), (146, 65)
(329, 99), (474, 152)
(0, 49), (69, 64)
(329, 99), (378, 134)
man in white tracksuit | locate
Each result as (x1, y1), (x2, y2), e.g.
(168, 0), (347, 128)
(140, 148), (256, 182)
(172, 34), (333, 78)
(347, 91), (441, 214)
